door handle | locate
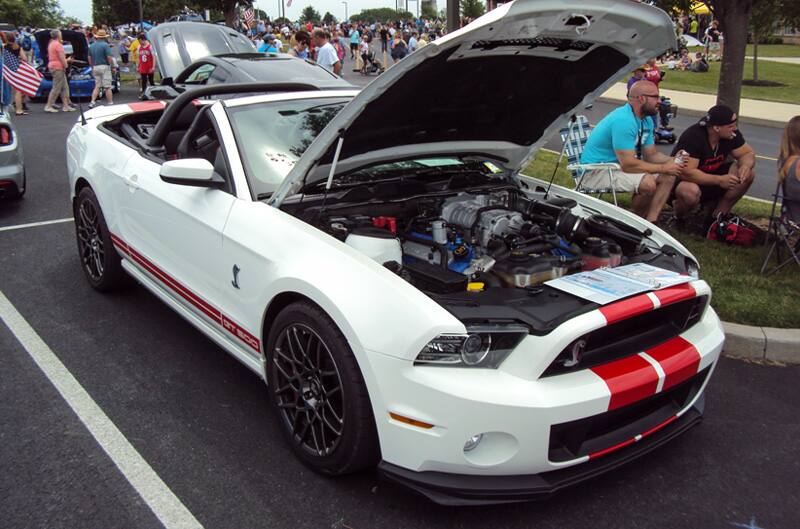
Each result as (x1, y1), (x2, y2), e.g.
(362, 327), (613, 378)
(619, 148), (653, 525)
(125, 173), (139, 190)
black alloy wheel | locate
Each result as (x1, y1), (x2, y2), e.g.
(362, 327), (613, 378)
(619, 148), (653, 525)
(273, 323), (345, 458)
(267, 301), (380, 475)
(74, 187), (126, 291)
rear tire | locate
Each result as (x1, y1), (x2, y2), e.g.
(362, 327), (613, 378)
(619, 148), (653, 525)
(74, 187), (126, 292)
(266, 301), (380, 475)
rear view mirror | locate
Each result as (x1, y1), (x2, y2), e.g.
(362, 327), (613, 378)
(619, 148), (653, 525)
(160, 159), (224, 188)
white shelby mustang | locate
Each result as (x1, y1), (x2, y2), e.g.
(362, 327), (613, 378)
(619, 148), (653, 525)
(66, 0), (724, 505)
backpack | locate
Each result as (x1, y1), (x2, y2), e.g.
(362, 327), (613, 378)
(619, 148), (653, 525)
(21, 34), (32, 52)
(706, 213), (762, 247)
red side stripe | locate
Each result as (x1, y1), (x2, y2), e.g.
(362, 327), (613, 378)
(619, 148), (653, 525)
(653, 282), (696, 306)
(128, 100), (167, 113)
(598, 294), (654, 325)
(126, 245), (221, 322)
(591, 354), (660, 411)
(646, 336), (701, 391)
(109, 232), (260, 353)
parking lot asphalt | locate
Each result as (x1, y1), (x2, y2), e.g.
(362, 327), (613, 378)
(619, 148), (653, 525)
(1, 81), (798, 529)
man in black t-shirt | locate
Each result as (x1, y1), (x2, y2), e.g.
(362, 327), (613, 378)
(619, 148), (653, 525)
(671, 105), (756, 220)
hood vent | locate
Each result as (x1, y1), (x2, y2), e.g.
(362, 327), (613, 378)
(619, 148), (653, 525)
(471, 37), (593, 52)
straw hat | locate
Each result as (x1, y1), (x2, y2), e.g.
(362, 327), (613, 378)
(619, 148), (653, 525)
(94, 29), (109, 39)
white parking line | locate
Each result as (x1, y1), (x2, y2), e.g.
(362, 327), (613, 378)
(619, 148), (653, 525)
(0, 289), (204, 529)
(0, 217), (74, 232)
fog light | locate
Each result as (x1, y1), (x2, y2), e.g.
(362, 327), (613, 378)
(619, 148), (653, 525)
(463, 433), (484, 452)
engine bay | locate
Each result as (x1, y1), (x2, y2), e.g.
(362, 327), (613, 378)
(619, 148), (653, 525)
(293, 186), (688, 303)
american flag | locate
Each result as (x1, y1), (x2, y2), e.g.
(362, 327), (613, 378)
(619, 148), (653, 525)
(2, 49), (43, 98)
(244, 8), (255, 24)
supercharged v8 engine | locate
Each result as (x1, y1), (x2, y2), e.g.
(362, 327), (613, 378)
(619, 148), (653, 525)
(314, 189), (661, 295)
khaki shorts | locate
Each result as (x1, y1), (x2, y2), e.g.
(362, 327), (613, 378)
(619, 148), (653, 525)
(579, 167), (645, 193)
(93, 64), (112, 89)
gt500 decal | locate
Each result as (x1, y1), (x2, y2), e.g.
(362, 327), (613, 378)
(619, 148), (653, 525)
(110, 232), (261, 353)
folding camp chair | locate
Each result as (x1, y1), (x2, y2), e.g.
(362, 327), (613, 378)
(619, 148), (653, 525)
(558, 115), (622, 206)
(760, 180), (800, 276)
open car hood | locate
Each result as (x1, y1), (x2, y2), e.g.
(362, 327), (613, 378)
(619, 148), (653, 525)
(35, 29), (89, 63)
(148, 22), (256, 80)
(270, 0), (675, 206)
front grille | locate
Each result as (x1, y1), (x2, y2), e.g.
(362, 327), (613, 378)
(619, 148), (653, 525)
(542, 296), (707, 378)
(471, 37), (593, 52)
(548, 366), (709, 462)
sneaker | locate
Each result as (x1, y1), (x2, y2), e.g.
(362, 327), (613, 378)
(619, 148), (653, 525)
(88, 101), (97, 108)
(62, 106), (77, 112)
(44, 106), (59, 113)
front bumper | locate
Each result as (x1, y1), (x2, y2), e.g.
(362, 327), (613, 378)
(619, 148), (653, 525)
(379, 396), (704, 506)
(0, 146), (24, 198)
(366, 282), (724, 503)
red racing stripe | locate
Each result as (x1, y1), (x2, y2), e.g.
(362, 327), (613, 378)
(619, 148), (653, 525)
(109, 232), (260, 352)
(128, 100), (167, 113)
(653, 282), (696, 306)
(591, 354), (660, 411)
(598, 294), (655, 325)
(646, 336), (701, 391)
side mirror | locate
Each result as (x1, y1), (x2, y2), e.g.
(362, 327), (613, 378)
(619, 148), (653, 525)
(159, 159), (224, 188)
(161, 77), (174, 86)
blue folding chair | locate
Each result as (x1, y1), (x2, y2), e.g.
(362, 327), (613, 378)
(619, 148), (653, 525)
(558, 115), (622, 206)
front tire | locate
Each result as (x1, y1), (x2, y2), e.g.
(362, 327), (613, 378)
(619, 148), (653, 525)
(74, 187), (126, 291)
(266, 301), (380, 475)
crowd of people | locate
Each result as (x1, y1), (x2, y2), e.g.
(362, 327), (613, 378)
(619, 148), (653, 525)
(242, 18), (445, 75)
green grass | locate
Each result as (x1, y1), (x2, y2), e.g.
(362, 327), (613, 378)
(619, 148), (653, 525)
(656, 59), (800, 105)
(521, 150), (800, 327)
(746, 43), (800, 57)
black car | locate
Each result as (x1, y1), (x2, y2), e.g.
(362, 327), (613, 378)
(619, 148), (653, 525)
(144, 53), (353, 100)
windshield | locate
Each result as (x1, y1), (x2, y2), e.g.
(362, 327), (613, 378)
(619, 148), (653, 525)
(226, 97), (349, 197)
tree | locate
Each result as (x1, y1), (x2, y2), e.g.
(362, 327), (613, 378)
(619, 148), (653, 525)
(299, 6), (321, 25)
(460, 0), (485, 19)
(2, 0), (70, 27)
(749, 0), (800, 82)
(349, 7), (413, 23)
(322, 11), (337, 26)
(420, 2), (438, 20)
(653, 0), (751, 114)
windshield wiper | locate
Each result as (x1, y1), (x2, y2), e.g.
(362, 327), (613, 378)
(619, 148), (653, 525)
(278, 103), (341, 116)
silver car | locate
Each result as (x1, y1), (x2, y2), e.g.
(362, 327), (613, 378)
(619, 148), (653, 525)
(0, 110), (24, 199)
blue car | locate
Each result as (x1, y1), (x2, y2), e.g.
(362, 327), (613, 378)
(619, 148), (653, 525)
(34, 29), (119, 99)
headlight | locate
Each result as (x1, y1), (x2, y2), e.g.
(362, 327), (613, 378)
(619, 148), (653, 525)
(414, 324), (528, 368)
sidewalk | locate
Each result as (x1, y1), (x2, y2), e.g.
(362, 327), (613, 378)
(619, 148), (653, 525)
(745, 56), (800, 65)
(597, 82), (799, 128)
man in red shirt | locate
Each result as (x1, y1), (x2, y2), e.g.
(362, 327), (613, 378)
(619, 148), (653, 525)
(44, 30), (76, 113)
(136, 33), (156, 99)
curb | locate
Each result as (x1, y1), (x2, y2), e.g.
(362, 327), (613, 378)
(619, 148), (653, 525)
(722, 321), (800, 364)
(595, 96), (787, 129)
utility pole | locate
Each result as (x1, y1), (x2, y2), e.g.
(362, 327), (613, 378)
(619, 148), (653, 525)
(342, 1), (348, 21)
(446, 0), (458, 33)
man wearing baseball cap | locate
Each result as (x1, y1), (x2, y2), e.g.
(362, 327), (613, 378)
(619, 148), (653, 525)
(671, 104), (756, 221)
(88, 29), (115, 107)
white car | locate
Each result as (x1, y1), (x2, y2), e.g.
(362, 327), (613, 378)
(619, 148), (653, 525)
(66, 0), (724, 505)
